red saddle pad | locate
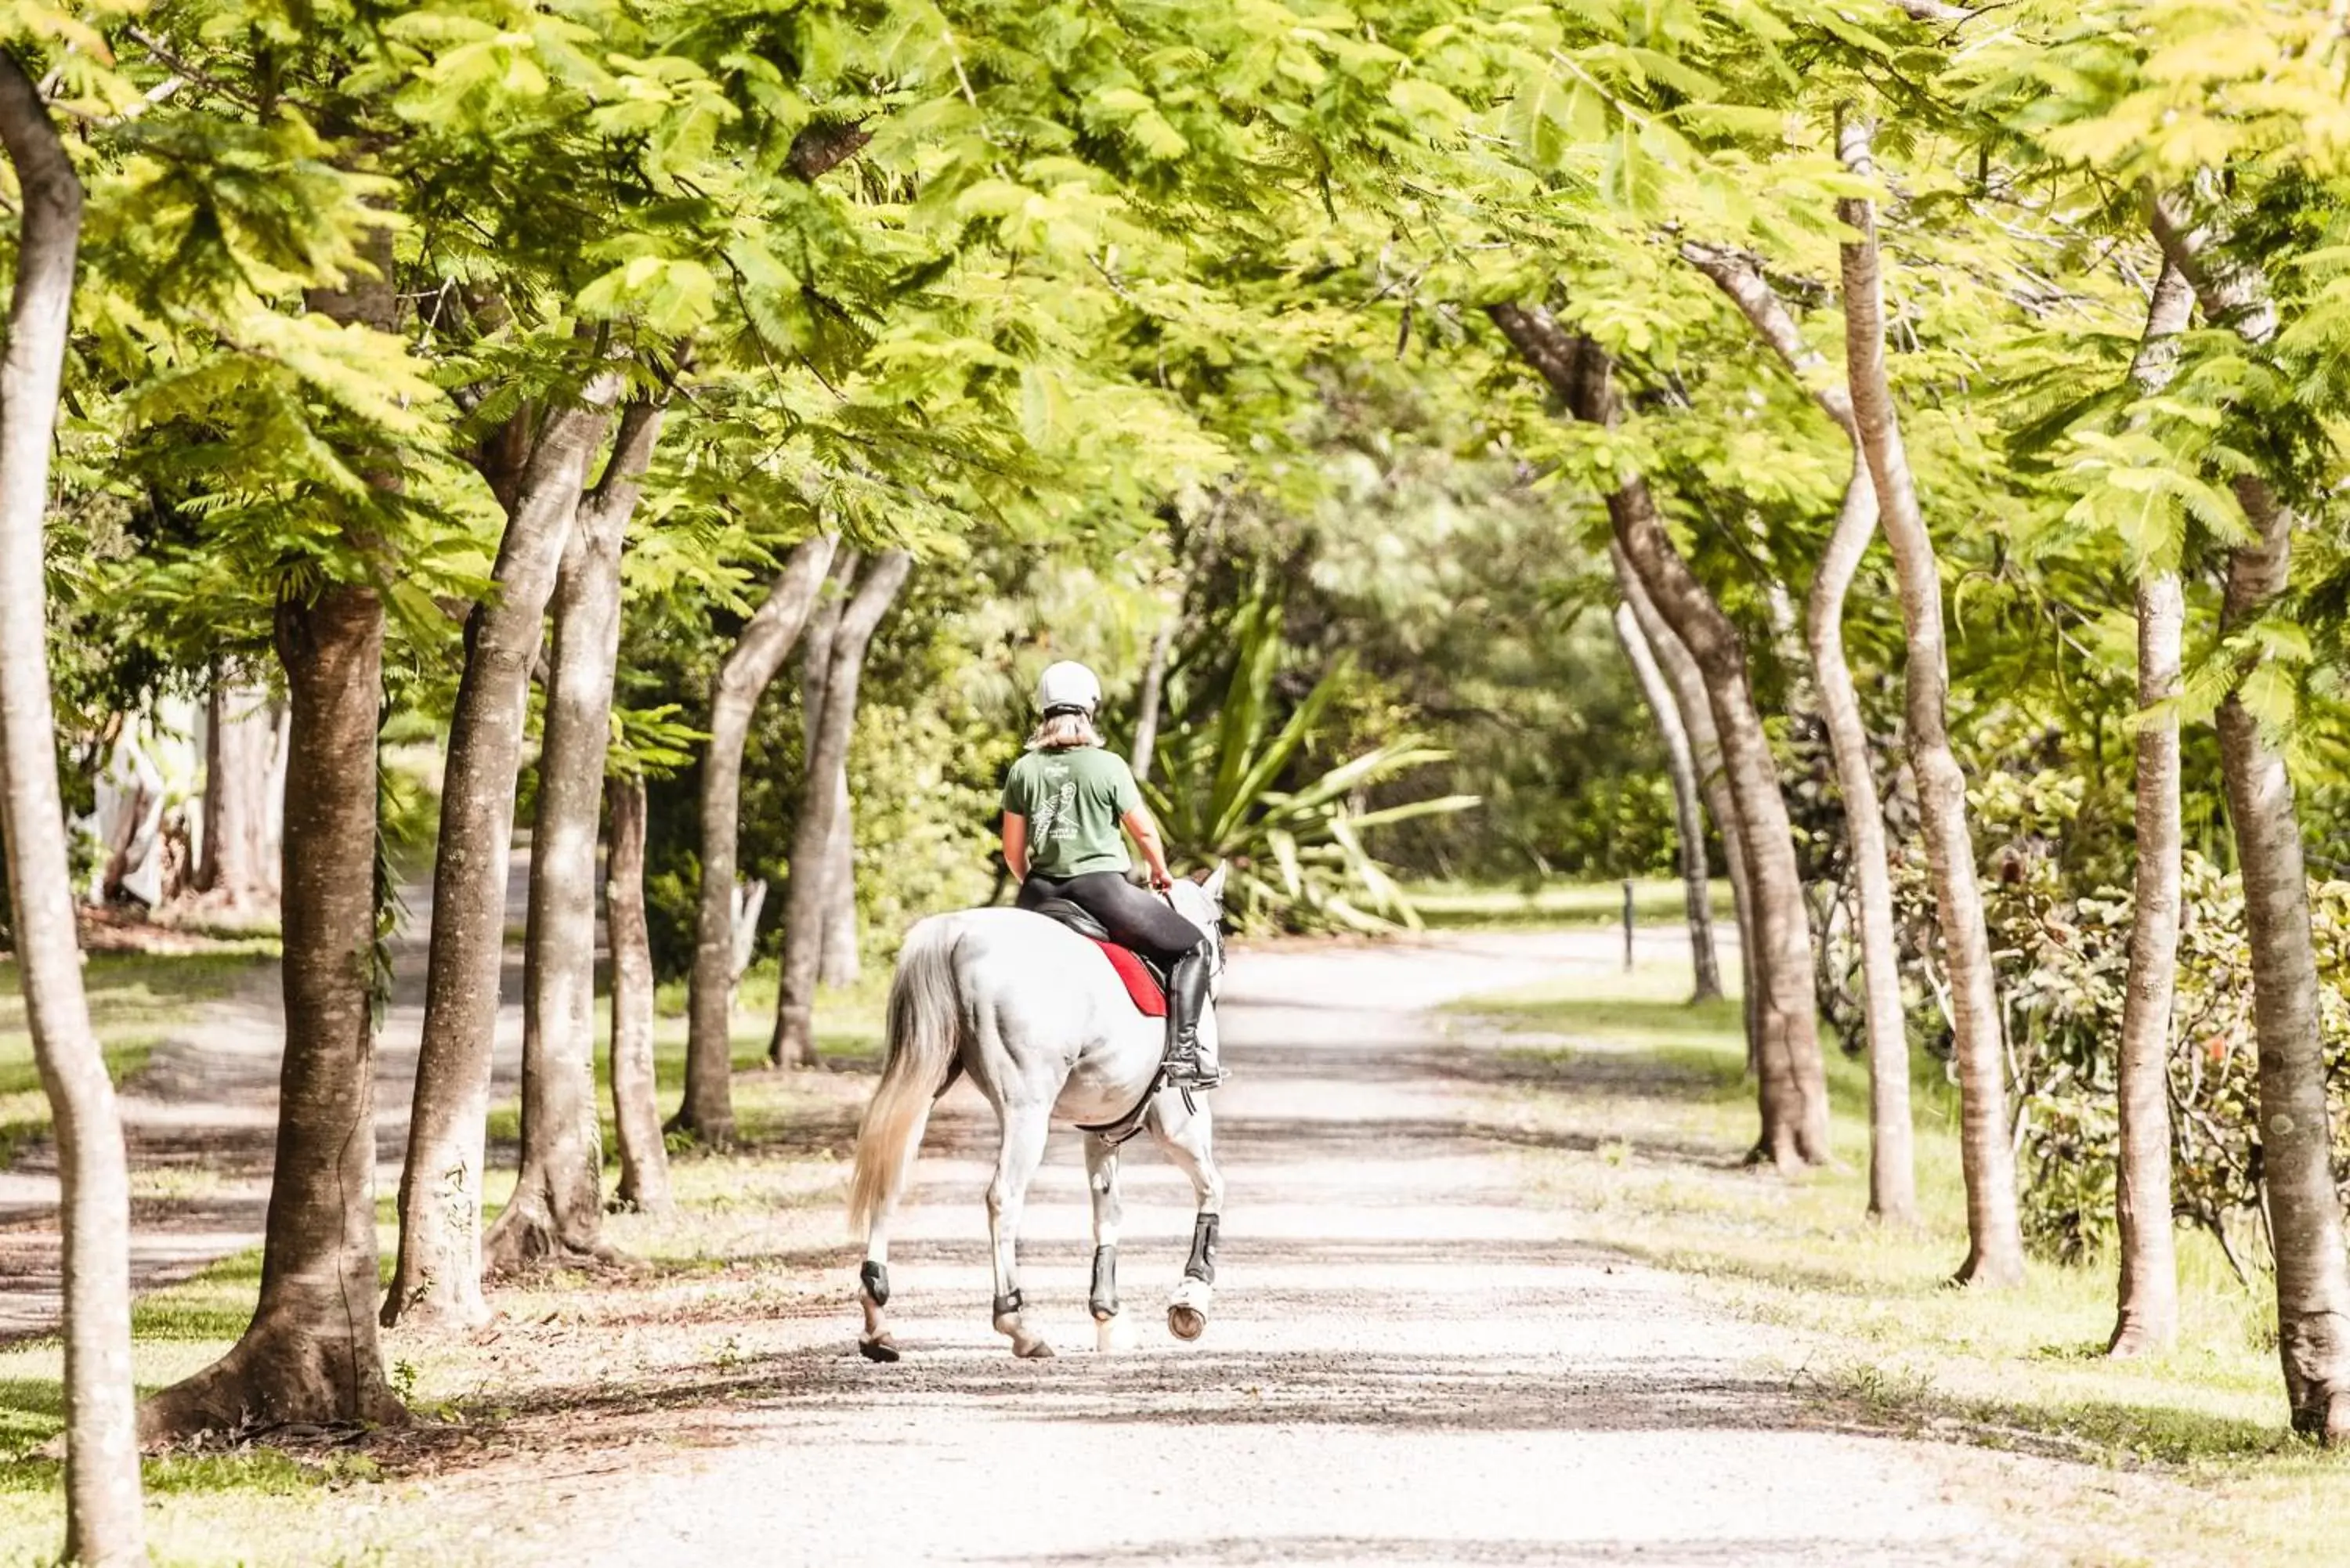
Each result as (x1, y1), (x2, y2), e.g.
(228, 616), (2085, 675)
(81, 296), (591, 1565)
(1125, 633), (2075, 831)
(1089, 938), (1167, 1017)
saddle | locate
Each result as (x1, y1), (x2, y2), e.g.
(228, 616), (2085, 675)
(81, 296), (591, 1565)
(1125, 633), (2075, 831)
(1028, 898), (1168, 1017)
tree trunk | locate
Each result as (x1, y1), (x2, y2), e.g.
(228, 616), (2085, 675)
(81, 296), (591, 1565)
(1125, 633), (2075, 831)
(1681, 239), (1914, 1222)
(485, 400), (661, 1273)
(199, 666), (277, 912)
(797, 552), (855, 991)
(384, 388), (620, 1328)
(142, 219), (410, 1447)
(2153, 200), (2350, 1436)
(0, 53), (146, 1561)
(2217, 500), (2350, 1435)
(1838, 120), (2022, 1284)
(817, 767), (859, 988)
(2108, 258), (2196, 1358)
(1815, 462), (1916, 1224)
(1131, 608), (1180, 784)
(677, 534), (837, 1145)
(1611, 602), (1722, 1001)
(1491, 302), (1828, 1167)
(770, 551), (913, 1068)
(607, 773), (670, 1212)
(1614, 543), (1759, 1046)
(144, 587), (413, 1443)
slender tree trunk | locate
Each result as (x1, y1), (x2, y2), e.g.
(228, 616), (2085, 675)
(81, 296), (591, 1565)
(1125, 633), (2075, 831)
(607, 773), (670, 1212)
(1681, 239), (1914, 1222)
(1616, 544), (1758, 1042)
(1131, 608), (1180, 784)
(2154, 201), (2350, 1436)
(811, 556), (862, 990)
(2110, 565), (2186, 1350)
(1611, 602), (1722, 1001)
(486, 401), (661, 1271)
(2108, 258), (2196, 1358)
(797, 552), (854, 991)
(770, 551), (913, 1068)
(1491, 302), (1827, 1166)
(0, 54), (146, 1561)
(1602, 430), (1827, 1167)
(817, 768), (859, 988)
(263, 703), (291, 880)
(385, 389), (619, 1328)
(1838, 121), (2022, 1284)
(199, 666), (277, 912)
(2216, 498), (2350, 1435)
(1816, 463), (1916, 1223)
(677, 535), (837, 1145)
(145, 215), (410, 1445)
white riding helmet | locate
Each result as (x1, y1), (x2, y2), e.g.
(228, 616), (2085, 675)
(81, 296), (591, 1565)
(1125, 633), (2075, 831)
(1036, 659), (1102, 717)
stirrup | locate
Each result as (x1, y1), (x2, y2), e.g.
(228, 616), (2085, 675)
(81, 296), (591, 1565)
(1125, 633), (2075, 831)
(1162, 1052), (1227, 1091)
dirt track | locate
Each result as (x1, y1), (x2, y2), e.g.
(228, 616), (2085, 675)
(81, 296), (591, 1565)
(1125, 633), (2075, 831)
(443, 930), (2044, 1567)
(0, 863), (527, 1338)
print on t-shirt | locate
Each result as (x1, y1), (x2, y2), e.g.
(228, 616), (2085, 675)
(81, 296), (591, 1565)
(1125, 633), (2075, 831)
(1032, 764), (1078, 853)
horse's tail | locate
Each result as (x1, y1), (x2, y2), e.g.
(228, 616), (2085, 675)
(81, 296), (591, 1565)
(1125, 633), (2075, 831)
(848, 919), (962, 1236)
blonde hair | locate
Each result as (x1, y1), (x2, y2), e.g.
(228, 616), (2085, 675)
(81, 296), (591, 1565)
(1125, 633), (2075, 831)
(1027, 711), (1104, 751)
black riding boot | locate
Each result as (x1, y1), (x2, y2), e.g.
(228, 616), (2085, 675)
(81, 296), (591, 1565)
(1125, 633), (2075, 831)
(1162, 948), (1224, 1089)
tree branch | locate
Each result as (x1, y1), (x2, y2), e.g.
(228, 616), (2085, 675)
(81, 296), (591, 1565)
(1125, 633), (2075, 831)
(1679, 241), (1856, 436)
(1484, 302), (1582, 400)
(584, 396), (667, 525)
(786, 119), (872, 182)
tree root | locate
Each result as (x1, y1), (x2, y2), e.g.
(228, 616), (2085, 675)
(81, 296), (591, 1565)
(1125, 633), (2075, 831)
(1950, 1245), (2026, 1291)
(662, 1107), (737, 1151)
(138, 1314), (407, 1449)
(483, 1191), (629, 1277)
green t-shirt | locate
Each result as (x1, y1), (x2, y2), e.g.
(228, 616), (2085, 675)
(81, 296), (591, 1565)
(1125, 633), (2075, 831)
(1003, 746), (1141, 880)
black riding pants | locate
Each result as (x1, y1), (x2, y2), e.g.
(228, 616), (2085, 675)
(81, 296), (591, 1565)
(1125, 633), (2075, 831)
(1018, 871), (1204, 966)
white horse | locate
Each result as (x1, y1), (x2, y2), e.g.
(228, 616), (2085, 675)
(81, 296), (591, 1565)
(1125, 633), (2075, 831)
(848, 867), (1229, 1360)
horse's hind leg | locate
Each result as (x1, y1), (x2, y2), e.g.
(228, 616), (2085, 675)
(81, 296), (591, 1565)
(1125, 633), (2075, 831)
(1084, 1133), (1133, 1353)
(989, 1102), (1054, 1359)
(1147, 1095), (1224, 1343)
(858, 1207), (901, 1363)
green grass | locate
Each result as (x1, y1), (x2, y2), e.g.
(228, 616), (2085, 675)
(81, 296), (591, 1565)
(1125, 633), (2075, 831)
(0, 966), (888, 1567)
(0, 1243), (412, 1566)
(0, 949), (273, 1165)
(1465, 959), (2350, 1565)
(1404, 875), (1736, 930)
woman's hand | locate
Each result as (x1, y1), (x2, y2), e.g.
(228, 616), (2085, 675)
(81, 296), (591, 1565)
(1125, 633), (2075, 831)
(1122, 805), (1175, 891)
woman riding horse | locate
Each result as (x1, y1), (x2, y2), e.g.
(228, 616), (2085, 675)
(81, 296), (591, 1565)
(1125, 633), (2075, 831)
(849, 670), (1231, 1358)
(1000, 660), (1224, 1090)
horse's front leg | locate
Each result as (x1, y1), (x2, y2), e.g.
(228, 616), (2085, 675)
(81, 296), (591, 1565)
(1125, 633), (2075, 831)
(1147, 1094), (1224, 1342)
(989, 1101), (1055, 1358)
(1083, 1133), (1134, 1353)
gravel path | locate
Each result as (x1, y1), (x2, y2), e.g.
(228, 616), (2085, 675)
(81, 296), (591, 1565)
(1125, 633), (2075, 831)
(459, 929), (2038, 1568)
(0, 862), (528, 1338)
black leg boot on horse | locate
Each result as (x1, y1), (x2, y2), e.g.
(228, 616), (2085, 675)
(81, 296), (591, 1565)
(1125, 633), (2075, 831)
(1162, 947), (1224, 1090)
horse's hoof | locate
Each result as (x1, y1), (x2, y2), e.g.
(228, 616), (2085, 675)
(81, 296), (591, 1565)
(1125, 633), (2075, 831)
(1168, 1305), (1206, 1342)
(859, 1334), (900, 1364)
(1014, 1338), (1056, 1360)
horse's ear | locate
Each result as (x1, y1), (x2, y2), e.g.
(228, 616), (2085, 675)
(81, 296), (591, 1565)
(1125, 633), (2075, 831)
(1198, 862), (1230, 902)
